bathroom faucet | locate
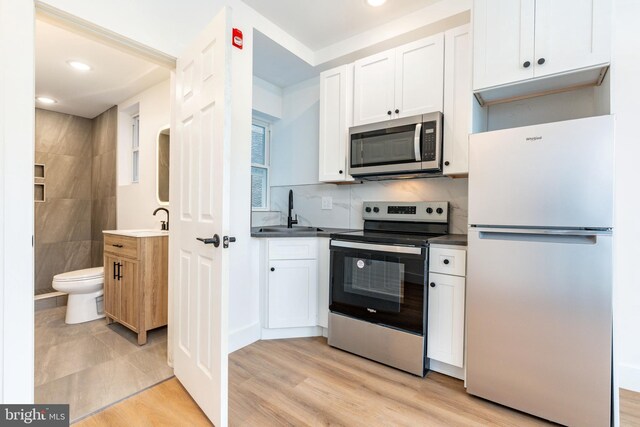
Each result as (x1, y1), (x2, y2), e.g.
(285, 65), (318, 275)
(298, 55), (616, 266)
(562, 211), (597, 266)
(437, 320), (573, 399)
(153, 207), (169, 231)
(287, 189), (298, 229)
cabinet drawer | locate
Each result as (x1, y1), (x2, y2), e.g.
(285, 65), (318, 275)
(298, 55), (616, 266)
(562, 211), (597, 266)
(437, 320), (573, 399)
(268, 238), (318, 260)
(429, 247), (466, 276)
(104, 234), (139, 259)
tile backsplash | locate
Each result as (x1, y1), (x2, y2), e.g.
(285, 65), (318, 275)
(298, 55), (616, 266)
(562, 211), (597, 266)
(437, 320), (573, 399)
(264, 177), (468, 234)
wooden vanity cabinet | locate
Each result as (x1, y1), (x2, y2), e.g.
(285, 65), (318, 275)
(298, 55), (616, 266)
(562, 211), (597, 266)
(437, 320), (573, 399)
(103, 233), (168, 345)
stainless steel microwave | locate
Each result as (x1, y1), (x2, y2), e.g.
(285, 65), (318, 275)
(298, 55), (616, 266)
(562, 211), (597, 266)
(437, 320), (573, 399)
(348, 112), (443, 179)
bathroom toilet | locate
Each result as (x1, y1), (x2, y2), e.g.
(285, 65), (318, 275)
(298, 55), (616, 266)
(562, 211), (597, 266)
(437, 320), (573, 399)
(52, 267), (105, 324)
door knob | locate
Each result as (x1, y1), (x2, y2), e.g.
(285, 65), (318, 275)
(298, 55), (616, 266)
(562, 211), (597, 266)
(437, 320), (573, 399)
(523, 61), (531, 68)
(443, 259), (450, 265)
(430, 282), (436, 288)
(395, 109), (399, 114)
(196, 234), (220, 248)
(387, 110), (392, 116)
(537, 58), (546, 65)
(223, 236), (236, 249)
(270, 267), (275, 272)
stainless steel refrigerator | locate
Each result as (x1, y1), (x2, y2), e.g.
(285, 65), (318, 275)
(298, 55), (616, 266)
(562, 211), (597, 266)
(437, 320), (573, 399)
(466, 115), (613, 426)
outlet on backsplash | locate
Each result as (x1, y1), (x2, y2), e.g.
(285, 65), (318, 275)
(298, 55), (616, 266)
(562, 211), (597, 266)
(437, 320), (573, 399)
(322, 197), (333, 210)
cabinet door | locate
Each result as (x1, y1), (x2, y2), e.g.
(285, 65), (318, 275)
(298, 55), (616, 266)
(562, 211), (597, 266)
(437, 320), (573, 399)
(103, 255), (120, 319)
(268, 259), (318, 329)
(443, 25), (473, 176)
(118, 258), (139, 331)
(473, 0), (535, 90)
(353, 49), (395, 126)
(534, 0), (611, 78)
(395, 33), (444, 118)
(427, 272), (465, 367)
(318, 65), (354, 182)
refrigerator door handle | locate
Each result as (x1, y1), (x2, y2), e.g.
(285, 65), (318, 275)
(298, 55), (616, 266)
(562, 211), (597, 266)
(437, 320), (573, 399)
(475, 228), (609, 245)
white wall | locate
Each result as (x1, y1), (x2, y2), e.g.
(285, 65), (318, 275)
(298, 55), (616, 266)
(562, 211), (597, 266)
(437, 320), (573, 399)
(0, 0), (34, 403)
(252, 76), (282, 120)
(117, 79), (171, 230)
(270, 77), (321, 186)
(612, 0), (640, 397)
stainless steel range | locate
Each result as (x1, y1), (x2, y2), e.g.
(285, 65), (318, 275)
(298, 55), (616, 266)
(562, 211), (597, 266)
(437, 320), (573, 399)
(328, 201), (449, 376)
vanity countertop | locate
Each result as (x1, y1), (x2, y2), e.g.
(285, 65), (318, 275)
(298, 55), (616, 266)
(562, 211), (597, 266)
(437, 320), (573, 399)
(103, 229), (169, 238)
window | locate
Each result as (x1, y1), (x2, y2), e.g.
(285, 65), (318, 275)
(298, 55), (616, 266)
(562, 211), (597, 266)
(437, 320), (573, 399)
(132, 115), (140, 183)
(251, 119), (270, 210)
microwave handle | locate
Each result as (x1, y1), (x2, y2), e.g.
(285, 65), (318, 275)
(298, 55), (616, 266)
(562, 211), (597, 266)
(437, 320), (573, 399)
(413, 123), (422, 161)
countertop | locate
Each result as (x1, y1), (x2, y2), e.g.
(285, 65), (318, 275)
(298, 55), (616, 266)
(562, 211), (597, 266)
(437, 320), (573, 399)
(428, 234), (467, 246)
(251, 226), (357, 238)
(252, 226), (467, 245)
(103, 229), (169, 238)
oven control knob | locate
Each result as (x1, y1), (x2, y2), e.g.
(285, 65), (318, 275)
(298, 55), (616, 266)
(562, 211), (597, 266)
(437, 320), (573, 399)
(436, 207), (444, 214)
(365, 207), (372, 213)
(426, 207), (433, 214)
(373, 207), (380, 213)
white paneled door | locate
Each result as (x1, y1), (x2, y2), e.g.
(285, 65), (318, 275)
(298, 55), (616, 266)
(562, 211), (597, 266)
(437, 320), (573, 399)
(171, 7), (231, 427)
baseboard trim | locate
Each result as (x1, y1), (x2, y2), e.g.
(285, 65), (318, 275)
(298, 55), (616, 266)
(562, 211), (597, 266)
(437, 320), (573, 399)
(618, 363), (640, 392)
(261, 326), (323, 340)
(229, 322), (261, 354)
(429, 359), (465, 380)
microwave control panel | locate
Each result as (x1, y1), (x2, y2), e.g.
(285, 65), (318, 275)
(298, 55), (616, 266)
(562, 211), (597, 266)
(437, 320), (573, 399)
(363, 201), (449, 223)
(422, 121), (438, 162)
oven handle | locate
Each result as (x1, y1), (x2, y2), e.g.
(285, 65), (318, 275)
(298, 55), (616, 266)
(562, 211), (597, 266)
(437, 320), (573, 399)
(413, 123), (422, 161)
(331, 240), (423, 255)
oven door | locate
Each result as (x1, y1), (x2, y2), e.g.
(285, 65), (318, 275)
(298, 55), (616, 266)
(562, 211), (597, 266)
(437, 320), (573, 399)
(329, 240), (427, 335)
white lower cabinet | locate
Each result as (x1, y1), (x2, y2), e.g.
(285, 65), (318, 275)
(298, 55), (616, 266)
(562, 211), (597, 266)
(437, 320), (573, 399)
(428, 245), (467, 375)
(427, 272), (465, 368)
(264, 237), (330, 335)
(267, 258), (318, 328)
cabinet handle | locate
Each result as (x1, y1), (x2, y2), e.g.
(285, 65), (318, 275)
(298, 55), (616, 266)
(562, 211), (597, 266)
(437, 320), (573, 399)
(537, 58), (546, 65)
(339, 170), (343, 174)
(430, 282), (436, 288)
(270, 267), (275, 272)
(395, 109), (399, 114)
(117, 262), (123, 280)
(444, 161), (450, 166)
(113, 261), (118, 280)
(523, 61), (531, 68)
(387, 110), (392, 116)
(112, 244), (123, 248)
(443, 259), (450, 265)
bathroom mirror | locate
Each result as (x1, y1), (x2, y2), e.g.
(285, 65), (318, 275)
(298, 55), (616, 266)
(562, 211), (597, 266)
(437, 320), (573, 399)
(157, 127), (170, 204)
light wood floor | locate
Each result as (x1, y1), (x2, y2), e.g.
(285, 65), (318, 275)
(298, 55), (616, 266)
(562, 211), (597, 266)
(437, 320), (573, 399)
(76, 337), (562, 426)
(621, 388), (640, 427)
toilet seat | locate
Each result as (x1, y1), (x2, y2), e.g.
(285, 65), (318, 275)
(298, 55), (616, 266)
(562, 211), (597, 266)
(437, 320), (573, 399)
(53, 267), (103, 282)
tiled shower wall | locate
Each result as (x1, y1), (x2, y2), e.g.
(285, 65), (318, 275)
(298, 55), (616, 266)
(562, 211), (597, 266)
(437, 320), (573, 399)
(34, 108), (117, 293)
(91, 107), (117, 267)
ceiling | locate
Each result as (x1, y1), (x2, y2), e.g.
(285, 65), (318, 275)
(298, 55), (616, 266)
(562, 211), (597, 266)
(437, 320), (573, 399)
(253, 31), (318, 88)
(242, 0), (443, 51)
(35, 20), (170, 119)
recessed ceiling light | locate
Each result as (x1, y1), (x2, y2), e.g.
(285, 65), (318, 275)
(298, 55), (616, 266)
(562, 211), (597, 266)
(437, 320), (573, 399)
(367, 0), (387, 6)
(36, 97), (57, 104)
(67, 60), (92, 71)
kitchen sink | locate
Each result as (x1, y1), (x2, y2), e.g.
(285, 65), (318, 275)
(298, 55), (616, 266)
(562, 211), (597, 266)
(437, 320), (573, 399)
(257, 226), (324, 233)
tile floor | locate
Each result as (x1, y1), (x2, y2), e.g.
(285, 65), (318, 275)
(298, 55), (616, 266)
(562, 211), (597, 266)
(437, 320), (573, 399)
(35, 306), (173, 422)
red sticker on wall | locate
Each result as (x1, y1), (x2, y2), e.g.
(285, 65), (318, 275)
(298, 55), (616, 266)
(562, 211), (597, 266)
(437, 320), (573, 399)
(232, 28), (243, 49)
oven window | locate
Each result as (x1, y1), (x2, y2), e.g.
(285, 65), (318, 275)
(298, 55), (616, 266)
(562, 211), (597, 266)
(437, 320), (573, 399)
(345, 255), (404, 306)
(330, 246), (426, 334)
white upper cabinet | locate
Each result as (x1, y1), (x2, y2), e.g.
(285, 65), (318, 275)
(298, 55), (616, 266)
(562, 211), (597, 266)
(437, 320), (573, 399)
(473, 0), (611, 91)
(353, 50), (396, 126)
(533, 0), (611, 78)
(318, 65), (354, 183)
(353, 33), (444, 126)
(443, 24), (478, 177)
(394, 35), (444, 119)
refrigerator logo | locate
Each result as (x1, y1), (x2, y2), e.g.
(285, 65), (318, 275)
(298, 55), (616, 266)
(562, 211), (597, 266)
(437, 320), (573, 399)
(367, 308), (377, 313)
(525, 136), (543, 142)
